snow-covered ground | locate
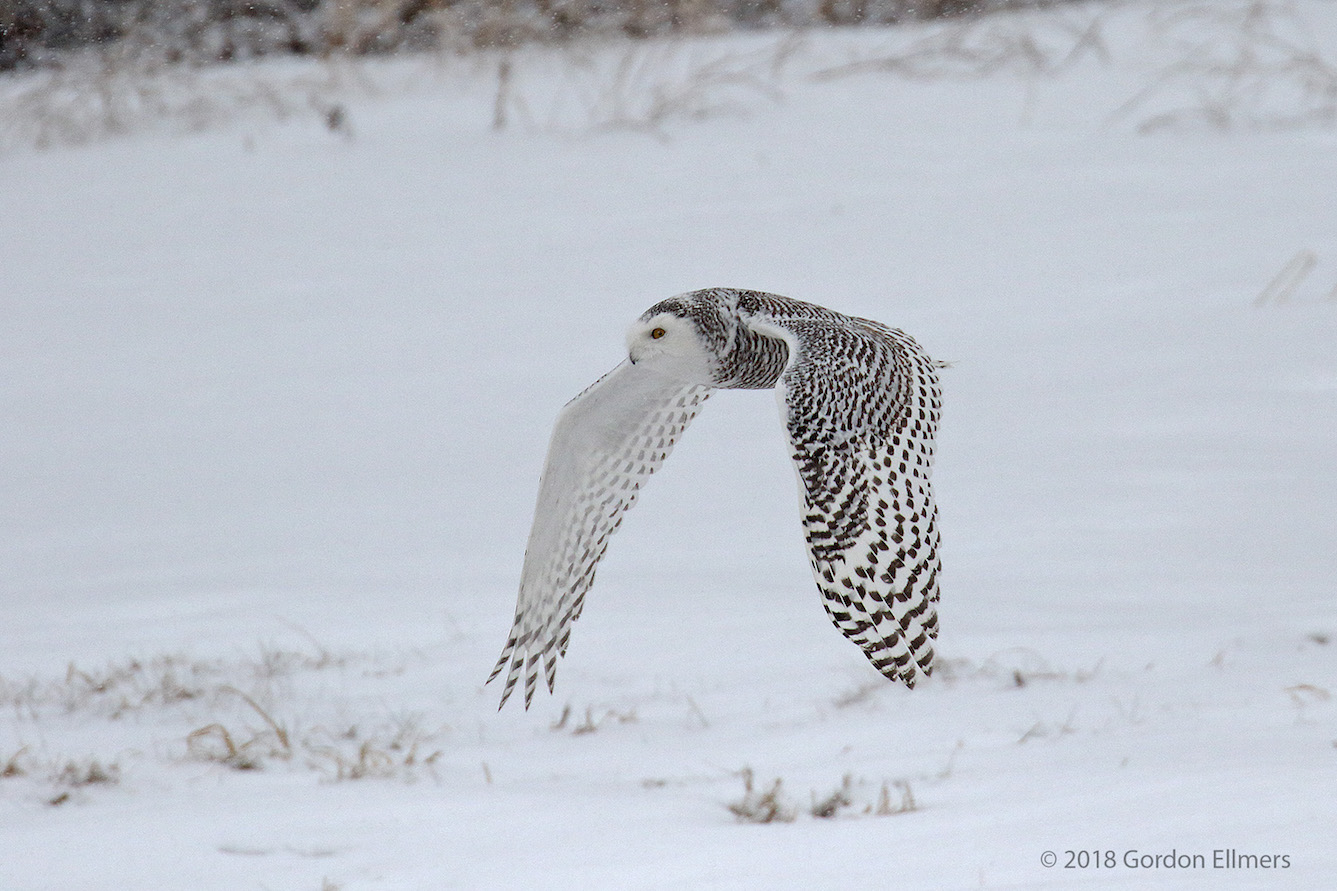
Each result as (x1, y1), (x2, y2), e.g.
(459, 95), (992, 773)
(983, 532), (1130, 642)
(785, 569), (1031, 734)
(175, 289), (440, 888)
(2, 2), (1335, 888)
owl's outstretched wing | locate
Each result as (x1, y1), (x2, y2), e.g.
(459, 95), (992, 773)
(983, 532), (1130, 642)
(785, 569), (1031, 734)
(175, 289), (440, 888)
(753, 311), (942, 689)
(489, 360), (712, 709)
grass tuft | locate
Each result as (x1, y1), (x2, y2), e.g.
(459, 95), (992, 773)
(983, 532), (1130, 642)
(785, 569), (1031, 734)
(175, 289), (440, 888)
(1, 747), (29, 779)
(6, 641), (445, 787)
(53, 758), (121, 788)
(1113, 1), (1337, 133)
(810, 773), (853, 818)
(729, 768), (921, 822)
(727, 768), (797, 824)
(186, 723), (275, 771)
(874, 779), (917, 816)
(814, 5), (1108, 81)
(550, 703), (638, 735)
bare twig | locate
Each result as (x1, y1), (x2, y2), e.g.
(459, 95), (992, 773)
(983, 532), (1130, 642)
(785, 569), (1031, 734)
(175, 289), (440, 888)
(1257, 249), (1318, 305)
(1113, 1), (1337, 133)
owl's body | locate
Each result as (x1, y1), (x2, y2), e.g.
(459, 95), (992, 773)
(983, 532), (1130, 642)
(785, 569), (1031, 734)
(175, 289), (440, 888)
(489, 288), (943, 709)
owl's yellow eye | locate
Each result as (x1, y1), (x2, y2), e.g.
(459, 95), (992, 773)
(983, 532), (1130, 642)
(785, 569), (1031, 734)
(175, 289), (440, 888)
(650, 327), (666, 339)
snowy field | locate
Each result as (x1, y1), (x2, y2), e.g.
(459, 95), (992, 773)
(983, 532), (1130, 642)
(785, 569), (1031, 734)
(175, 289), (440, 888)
(2, 2), (1335, 888)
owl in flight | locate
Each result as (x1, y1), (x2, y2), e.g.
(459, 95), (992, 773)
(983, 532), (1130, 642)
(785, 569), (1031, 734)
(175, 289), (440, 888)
(489, 288), (943, 709)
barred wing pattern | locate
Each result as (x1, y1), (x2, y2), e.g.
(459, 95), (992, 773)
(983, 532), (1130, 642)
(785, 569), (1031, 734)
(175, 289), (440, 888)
(749, 302), (943, 688)
(488, 360), (712, 709)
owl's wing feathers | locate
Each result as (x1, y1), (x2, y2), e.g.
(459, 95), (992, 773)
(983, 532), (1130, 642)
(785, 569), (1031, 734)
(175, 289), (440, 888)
(488, 359), (712, 709)
(749, 310), (943, 688)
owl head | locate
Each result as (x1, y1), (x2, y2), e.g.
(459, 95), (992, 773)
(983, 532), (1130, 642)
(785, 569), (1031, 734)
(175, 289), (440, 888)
(626, 290), (737, 384)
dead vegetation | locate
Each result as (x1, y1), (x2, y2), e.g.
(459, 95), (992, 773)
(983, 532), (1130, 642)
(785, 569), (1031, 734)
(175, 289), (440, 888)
(1112, 1), (1337, 132)
(2, 643), (445, 795)
(186, 711), (444, 781)
(0, 0), (1084, 75)
(52, 757), (122, 790)
(815, 0), (1337, 132)
(2, 653), (219, 718)
(484, 0), (1337, 137)
(184, 684), (295, 771)
(0, 49), (367, 149)
(0, 645), (352, 718)
(182, 682), (446, 782)
(727, 767), (919, 823)
(814, 5), (1109, 80)
(0, 747), (124, 806)
(1, 747), (28, 778)
(1255, 249), (1337, 305)
(3, 1), (1335, 149)
(933, 648), (1103, 690)
(549, 702), (640, 734)
(827, 648), (1101, 707)
(535, 33), (801, 135)
(728, 767), (798, 823)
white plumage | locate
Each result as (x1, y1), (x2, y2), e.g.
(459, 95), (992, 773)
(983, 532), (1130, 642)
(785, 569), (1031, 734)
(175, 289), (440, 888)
(489, 288), (944, 709)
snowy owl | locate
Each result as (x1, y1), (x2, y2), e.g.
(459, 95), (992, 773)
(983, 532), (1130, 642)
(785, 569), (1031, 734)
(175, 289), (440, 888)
(489, 288), (943, 709)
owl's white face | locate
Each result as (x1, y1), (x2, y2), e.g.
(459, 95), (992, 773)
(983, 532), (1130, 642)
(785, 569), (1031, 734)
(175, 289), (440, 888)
(626, 312), (715, 384)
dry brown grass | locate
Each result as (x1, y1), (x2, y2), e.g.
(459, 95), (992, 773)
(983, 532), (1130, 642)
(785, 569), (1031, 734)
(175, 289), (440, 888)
(814, 5), (1108, 81)
(728, 767), (919, 822)
(1112, 1), (1337, 132)
(3, 642), (443, 791)
(180, 684), (445, 781)
(728, 767), (798, 823)
(9, 1), (1334, 150)
(487, 33), (802, 136)
(548, 702), (639, 734)
(0, 748), (124, 806)
(0, 49), (366, 150)
(1256, 249), (1337, 306)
